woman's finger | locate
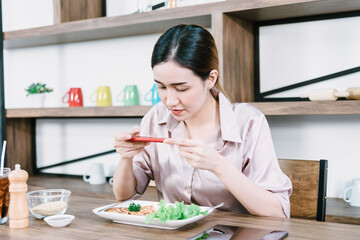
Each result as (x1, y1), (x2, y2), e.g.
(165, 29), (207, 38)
(114, 132), (132, 141)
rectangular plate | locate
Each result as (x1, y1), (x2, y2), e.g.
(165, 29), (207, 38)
(92, 200), (212, 230)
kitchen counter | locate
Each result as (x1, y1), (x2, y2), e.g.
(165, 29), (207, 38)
(1, 175), (360, 240)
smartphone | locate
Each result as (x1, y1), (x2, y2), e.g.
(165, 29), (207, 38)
(188, 224), (288, 240)
(128, 136), (166, 143)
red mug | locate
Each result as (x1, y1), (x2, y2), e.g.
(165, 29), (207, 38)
(62, 88), (83, 107)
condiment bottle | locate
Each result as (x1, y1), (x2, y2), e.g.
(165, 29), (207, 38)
(8, 164), (29, 229)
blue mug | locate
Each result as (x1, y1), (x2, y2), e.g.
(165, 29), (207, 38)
(144, 84), (161, 105)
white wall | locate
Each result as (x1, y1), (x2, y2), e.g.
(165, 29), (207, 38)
(259, 16), (360, 98)
(2, 0), (360, 198)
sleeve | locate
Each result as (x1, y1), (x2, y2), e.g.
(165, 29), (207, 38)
(241, 114), (292, 218)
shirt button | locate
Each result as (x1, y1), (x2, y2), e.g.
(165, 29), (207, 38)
(186, 188), (191, 195)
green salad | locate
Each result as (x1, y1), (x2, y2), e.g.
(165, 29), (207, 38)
(145, 200), (208, 224)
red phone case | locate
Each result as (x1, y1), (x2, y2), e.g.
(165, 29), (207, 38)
(129, 136), (166, 143)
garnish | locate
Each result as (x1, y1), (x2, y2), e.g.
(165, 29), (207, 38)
(195, 232), (210, 240)
(128, 202), (141, 212)
(145, 200), (208, 224)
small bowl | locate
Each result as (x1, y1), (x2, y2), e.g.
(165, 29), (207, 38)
(26, 189), (71, 219)
(44, 214), (75, 227)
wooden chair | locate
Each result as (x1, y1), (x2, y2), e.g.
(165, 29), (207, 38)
(278, 159), (328, 221)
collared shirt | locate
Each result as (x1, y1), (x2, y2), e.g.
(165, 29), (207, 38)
(133, 92), (292, 217)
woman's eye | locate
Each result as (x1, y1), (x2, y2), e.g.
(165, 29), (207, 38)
(158, 86), (166, 89)
(176, 88), (187, 92)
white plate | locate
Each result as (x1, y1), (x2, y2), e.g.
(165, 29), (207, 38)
(92, 200), (213, 230)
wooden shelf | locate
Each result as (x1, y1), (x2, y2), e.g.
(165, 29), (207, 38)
(326, 198), (360, 225)
(5, 101), (360, 118)
(251, 100), (360, 116)
(5, 106), (152, 118)
(5, 0), (360, 49)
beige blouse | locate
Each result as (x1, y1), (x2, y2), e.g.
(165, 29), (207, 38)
(132, 92), (292, 217)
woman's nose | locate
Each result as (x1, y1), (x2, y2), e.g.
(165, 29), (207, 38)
(166, 90), (179, 107)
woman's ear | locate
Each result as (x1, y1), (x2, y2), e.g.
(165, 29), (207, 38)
(207, 70), (218, 89)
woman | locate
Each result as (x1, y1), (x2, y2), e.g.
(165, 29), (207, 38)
(113, 24), (292, 218)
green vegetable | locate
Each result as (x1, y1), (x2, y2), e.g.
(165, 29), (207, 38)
(195, 232), (210, 240)
(128, 202), (141, 212)
(145, 200), (208, 224)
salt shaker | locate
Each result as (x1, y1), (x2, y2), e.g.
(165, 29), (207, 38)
(8, 164), (29, 229)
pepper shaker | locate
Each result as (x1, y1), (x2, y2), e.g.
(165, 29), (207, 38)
(8, 164), (29, 229)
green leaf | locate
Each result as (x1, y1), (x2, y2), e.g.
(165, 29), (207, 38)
(145, 200), (208, 224)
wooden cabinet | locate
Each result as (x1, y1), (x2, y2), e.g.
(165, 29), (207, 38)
(3, 0), (360, 172)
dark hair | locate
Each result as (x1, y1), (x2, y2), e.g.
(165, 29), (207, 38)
(151, 24), (229, 99)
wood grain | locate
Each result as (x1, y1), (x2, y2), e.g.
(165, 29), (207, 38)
(250, 100), (360, 115)
(5, 106), (152, 118)
(53, 0), (103, 24)
(1, 175), (360, 240)
(278, 159), (319, 219)
(326, 198), (360, 225)
(6, 101), (360, 118)
(222, 13), (254, 102)
(5, 118), (35, 174)
(5, 0), (360, 49)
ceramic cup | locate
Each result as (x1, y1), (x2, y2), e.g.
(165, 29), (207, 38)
(343, 178), (360, 207)
(90, 86), (112, 107)
(62, 88), (83, 107)
(83, 163), (106, 185)
(117, 85), (140, 106)
(144, 83), (161, 105)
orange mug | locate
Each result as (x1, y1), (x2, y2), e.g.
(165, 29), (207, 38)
(62, 88), (83, 107)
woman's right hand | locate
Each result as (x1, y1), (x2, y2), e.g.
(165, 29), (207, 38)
(113, 126), (149, 160)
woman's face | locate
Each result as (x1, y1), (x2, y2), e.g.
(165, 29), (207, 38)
(153, 61), (214, 122)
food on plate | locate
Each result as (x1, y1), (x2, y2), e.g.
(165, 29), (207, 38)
(145, 200), (208, 224)
(105, 202), (155, 216)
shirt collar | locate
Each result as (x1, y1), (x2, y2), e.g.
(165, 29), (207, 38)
(218, 92), (242, 143)
(157, 92), (242, 143)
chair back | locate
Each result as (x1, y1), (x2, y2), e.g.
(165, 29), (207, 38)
(278, 159), (328, 221)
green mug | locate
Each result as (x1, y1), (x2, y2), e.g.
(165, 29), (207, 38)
(117, 85), (140, 106)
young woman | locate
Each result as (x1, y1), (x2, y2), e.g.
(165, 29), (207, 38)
(113, 24), (292, 218)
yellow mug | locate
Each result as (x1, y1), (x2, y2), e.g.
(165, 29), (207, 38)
(90, 86), (112, 107)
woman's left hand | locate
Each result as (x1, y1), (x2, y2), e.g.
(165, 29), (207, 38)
(164, 138), (226, 172)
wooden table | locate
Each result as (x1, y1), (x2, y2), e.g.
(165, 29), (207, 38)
(1, 176), (360, 240)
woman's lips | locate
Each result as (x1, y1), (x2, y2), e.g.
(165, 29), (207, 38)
(171, 109), (184, 115)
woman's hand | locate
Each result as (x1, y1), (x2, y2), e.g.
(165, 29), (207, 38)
(164, 138), (226, 172)
(113, 126), (149, 160)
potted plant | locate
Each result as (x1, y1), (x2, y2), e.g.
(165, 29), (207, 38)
(25, 83), (53, 108)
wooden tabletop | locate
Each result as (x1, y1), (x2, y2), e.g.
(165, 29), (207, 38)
(1, 176), (360, 240)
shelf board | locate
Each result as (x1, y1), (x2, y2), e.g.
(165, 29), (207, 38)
(5, 106), (153, 118)
(5, 101), (360, 118)
(250, 100), (360, 115)
(5, 0), (360, 49)
(4, 4), (215, 49)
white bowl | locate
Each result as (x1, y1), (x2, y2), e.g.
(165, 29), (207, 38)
(44, 214), (75, 227)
